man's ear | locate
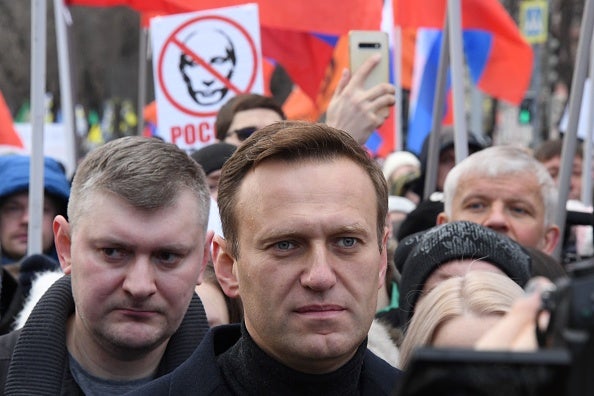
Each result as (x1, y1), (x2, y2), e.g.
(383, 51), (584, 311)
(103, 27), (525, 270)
(196, 230), (214, 285)
(436, 212), (449, 225)
(212, 234), (240, 298)
(541, 225), (561, 255)
(53, 215), (72, 274)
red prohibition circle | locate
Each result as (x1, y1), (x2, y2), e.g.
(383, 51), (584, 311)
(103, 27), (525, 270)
(157, 15), (259, 117)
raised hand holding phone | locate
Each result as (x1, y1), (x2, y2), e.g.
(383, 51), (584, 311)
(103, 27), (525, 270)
(348, 30), (389, 89)
(326, 31), (395, 145)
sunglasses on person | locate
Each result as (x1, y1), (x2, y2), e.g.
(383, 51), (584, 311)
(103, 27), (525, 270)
(229, 126), (258, 141)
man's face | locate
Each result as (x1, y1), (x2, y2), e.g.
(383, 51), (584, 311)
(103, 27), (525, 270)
(541, 154), (583, 201)
(0, 192), (59, 260)
(224, 109), (283, 146)
(56, 189), (210, 357)
(215, 158), (387, 374)
(181, 30), (236, 106)
(439, 172), (559, 254)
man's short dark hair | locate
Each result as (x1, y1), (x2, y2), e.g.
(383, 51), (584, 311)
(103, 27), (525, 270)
(534, 138), (583, 162)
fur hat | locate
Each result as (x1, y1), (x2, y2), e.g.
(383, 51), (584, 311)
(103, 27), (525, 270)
(388, 196), (416, 214)
(398, 221), (532, 324)
(382, 151), (420, 181)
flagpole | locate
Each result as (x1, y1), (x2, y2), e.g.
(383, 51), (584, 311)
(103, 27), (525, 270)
(54, 0), (77, 174)
(28, 0), (47, 256)
(553, 0), (594, 259)
(581, 38), (594, 207)
(394, 25), (403, 152)
(447, 0), (468, 162)
(381, 0), (399, 153)
(423, 14), (450, 200)
(137, 25), (149, 136)
(470, 86), (483, 137)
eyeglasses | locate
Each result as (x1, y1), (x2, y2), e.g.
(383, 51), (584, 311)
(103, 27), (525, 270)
(228, 126), (258, 142)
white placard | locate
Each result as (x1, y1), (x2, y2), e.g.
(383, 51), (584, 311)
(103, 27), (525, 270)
(150, 4), (263, 152)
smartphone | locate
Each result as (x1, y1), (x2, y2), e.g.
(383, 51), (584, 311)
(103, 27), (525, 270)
(348, 30), (390, 90)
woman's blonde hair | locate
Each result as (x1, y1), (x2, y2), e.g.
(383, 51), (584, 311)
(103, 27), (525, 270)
(399, 271), (524, 368)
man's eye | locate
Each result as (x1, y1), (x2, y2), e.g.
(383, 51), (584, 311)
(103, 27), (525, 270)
(510, 206), (529, 215)
(102, 248), (125, 260)
(155, 252), (180, 265)
(3, 205), (22, 214)
(466, 202), (485, 210)
(337, 237), (358, 248)
(275, 241), (294, 250)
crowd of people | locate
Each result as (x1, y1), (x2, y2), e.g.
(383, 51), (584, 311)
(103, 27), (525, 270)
(0, 53), (590, 395)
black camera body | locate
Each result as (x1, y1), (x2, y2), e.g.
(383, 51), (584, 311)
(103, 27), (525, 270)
(541, 259), (594, 334)
(394, 261), (594, 396)
(539, 259), (594, 395)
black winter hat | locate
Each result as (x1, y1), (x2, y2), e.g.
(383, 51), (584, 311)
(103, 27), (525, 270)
(396, 199), (443, 242)
(394, 229), (427, 275)
(190, 142), (237, 175)
(398, 221), (532, 325)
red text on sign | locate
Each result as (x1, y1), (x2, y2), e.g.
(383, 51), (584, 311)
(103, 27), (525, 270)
(170, 122), (214, 145)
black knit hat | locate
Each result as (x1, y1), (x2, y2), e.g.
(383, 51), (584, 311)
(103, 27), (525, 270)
(396, 199), (443, 242)
(398, 221), (532, 325)
(190, 142), (237, 175)
(394, 229), (427, 275)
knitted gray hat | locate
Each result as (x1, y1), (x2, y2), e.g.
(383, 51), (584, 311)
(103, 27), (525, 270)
(398, 221), (532, 325)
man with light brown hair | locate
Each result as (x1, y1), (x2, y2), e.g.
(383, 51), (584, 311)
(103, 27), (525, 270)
(130, 121), (402, 395)
(0, 136), (212, 394)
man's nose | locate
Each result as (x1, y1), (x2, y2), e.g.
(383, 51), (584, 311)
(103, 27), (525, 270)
(482, 203), (509, 232)
(300, 247), (337, 292)
(19, 207), (29, 222)
(122, 257), (158, 298)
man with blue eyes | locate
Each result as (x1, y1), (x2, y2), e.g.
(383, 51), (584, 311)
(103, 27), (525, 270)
(0, 136), (213, 394)
(436, 145), (560, 256)
(128, 121), (402, 395)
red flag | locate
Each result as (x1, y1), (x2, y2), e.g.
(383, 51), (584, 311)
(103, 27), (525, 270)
(67, 0), (383, 100)
(395, 0), (532, 105)
(397, 0), (533, 153)
(67, 0), (382, 34)
(66, 0), (175, 12)
(0, 90), (24, 148)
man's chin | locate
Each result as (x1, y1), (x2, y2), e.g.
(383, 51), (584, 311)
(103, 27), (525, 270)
(111, 337), (166, 359)
(4, 248), (27, 260)
(102, 326), (169, 357)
